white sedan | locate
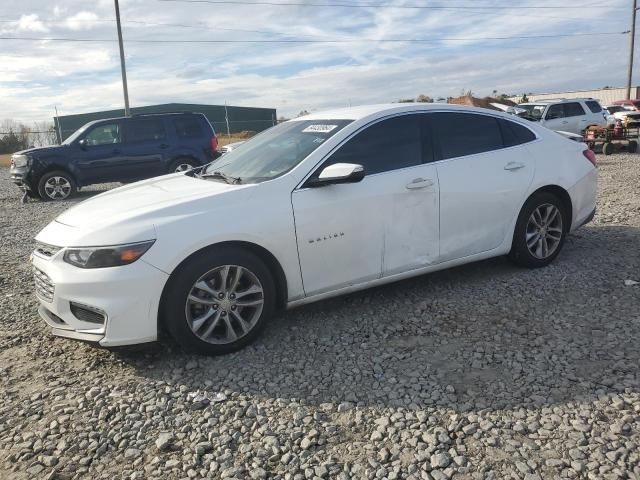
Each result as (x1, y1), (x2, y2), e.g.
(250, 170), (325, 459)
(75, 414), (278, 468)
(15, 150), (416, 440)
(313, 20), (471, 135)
(32, 104), (597, 355)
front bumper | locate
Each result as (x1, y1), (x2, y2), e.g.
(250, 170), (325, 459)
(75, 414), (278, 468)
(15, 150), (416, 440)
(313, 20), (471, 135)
(32, 250), (169, 346)
(9, 166), (34, 191)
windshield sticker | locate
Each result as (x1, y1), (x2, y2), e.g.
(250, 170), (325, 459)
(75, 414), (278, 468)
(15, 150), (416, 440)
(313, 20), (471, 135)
(302, 124), (338, 133)
(312, 137), (325, 144)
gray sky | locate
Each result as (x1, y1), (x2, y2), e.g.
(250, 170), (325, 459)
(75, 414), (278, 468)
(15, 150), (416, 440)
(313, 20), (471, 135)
(0, 0), (633, 123)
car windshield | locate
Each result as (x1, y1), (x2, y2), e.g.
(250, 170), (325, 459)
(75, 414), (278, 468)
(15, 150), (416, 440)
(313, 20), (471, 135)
(203, 119), (352, 183)
(607, 106), (626, 114)
(516, 104), (546, 121)
(62, 124), (90, 145)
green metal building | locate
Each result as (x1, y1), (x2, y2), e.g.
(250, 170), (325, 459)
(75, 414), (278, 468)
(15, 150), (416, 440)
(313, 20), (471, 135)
(54, 103), (277, 142)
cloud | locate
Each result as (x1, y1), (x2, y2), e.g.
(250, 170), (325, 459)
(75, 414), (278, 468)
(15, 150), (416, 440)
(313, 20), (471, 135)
(64, 12), (100, 31)
(0, 0), (631, 123)
(16, 14), (48, 32)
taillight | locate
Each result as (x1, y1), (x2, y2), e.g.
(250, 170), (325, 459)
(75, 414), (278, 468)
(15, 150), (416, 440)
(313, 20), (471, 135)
(583, 148), (597, 167)
(210, 135), (218, 152)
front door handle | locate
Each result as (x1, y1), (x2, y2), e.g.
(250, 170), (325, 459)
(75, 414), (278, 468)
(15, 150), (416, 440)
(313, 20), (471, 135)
(112, 149), (121, 154)
(159, 143), (169, 149)
(406, 178), (434, 189)
(504, 161), (525, 171)
(561, 121), (569, 124)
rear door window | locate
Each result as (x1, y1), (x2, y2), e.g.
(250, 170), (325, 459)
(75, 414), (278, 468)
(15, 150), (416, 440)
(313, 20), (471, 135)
(128, 118), (167, 143)
(564, 102), (586, 117)
(432, 112), (503, 159)
(173, 117), (205, 138)
(499, 119), (537, 147)
(585, 101), (602, 113)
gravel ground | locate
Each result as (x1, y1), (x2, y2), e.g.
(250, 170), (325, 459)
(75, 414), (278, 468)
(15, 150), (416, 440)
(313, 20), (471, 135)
(0, 154), (639, 480)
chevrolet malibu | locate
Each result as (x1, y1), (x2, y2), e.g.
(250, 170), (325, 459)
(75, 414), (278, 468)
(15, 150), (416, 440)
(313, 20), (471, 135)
(32, 104), (597, 355)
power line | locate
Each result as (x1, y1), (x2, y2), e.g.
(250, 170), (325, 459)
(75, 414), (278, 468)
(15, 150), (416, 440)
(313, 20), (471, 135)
(157, 0), (626, 9)
(0, 31), (628, 44)
(0, 18), (286, 37)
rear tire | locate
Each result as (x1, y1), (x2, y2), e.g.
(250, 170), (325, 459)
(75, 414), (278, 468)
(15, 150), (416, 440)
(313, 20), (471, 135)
(602, 142), (614, 155)
(508, 192), (568, 268)
(169, 158), (199, 173)
(37, 171), (77, 201)
(628, 140), (638, 153)
(162, 246), (275, 355)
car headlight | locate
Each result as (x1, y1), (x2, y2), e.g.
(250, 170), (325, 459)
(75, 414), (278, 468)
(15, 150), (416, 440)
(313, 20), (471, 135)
(11, 154), (30, 168)
(63, 240), (155, 268)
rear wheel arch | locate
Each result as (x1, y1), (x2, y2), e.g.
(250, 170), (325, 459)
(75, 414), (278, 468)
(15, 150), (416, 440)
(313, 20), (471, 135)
(525, 185), (572, 230)
(168, 156), (200, 173)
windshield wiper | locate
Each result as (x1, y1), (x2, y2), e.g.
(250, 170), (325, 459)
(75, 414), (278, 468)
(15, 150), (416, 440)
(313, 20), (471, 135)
(199, 171), (242, 184)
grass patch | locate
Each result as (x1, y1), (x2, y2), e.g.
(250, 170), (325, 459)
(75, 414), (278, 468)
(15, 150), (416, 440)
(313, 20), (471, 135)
(218, 131), (255, 147)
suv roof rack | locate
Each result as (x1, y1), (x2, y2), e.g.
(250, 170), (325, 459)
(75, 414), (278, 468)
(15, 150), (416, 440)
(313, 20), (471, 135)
(535, 97), (596, 103)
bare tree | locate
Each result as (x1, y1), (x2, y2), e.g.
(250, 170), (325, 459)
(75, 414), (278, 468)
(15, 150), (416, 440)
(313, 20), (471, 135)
(29, 121), (57, 147)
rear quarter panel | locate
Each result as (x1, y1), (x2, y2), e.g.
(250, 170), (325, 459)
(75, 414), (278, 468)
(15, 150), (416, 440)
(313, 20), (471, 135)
(525, 131), (596, 229)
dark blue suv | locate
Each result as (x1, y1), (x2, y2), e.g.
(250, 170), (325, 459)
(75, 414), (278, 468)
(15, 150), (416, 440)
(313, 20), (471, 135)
(10, 112), (219, 201)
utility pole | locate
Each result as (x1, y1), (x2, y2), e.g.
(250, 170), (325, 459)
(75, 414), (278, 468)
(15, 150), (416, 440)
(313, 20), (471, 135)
(627, 0), (637, 99)
(54, 106), (63, 144)
(114, 0), (131, 115)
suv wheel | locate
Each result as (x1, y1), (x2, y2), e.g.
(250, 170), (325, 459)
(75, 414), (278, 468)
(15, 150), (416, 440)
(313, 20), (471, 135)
(509, 192), (567, 268)
(170, 158), (198, 173)
(162, 246), (275, 355)
(38, 171), (77, 201)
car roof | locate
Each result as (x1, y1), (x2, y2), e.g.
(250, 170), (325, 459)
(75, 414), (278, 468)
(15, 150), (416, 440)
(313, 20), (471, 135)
(82, 112), (202, 126)
(295, 103), (512, 121)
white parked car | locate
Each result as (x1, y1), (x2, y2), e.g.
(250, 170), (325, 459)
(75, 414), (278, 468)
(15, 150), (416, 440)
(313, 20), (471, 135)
(516, 98), (607, 134)
(32, 104), (597, 355)
(603, 105), (640, 128)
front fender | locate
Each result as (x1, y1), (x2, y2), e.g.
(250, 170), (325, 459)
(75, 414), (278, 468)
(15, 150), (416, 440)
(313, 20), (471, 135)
(142, 194), (305, 302)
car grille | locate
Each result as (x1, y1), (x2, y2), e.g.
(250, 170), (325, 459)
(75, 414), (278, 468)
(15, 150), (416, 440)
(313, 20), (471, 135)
(70, 303), (106, 325)
(34, 242), (62, 259)
(33, 267), (55, 302)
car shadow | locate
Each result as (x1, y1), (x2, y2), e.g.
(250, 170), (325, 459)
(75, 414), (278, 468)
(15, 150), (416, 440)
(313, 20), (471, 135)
(110, 224), (640, 412)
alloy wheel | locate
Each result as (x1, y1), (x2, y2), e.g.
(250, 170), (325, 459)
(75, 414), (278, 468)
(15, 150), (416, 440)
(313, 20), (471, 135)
(175, 163), (193, 172)
(44, 176), (72, 200)
(525, 203), (563, 259)
(185, 265), (264, 344)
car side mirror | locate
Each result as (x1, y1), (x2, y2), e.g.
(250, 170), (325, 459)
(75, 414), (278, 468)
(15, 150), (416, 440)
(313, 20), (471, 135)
(307, 163), (365, 188)
(78, 138), (88, 149)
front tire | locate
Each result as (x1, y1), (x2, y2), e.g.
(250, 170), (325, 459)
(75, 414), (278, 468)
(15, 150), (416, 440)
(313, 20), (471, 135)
(162, 247), (275, 355)
(509, 192), (567, 268)
(37, 171), (77, 201)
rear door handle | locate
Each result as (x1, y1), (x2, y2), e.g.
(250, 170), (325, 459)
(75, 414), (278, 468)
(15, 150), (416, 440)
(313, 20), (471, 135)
(159, 144), (169, 149)
(112, 149), (121, 154)
(406, 178), (434, 189)
(504, 161), (525, 171)
(561, 121), (569, 124)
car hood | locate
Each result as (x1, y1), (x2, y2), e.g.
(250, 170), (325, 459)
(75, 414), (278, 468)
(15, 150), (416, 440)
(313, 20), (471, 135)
(17, 145), (65, 156)
(38, 173), (251, 246)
